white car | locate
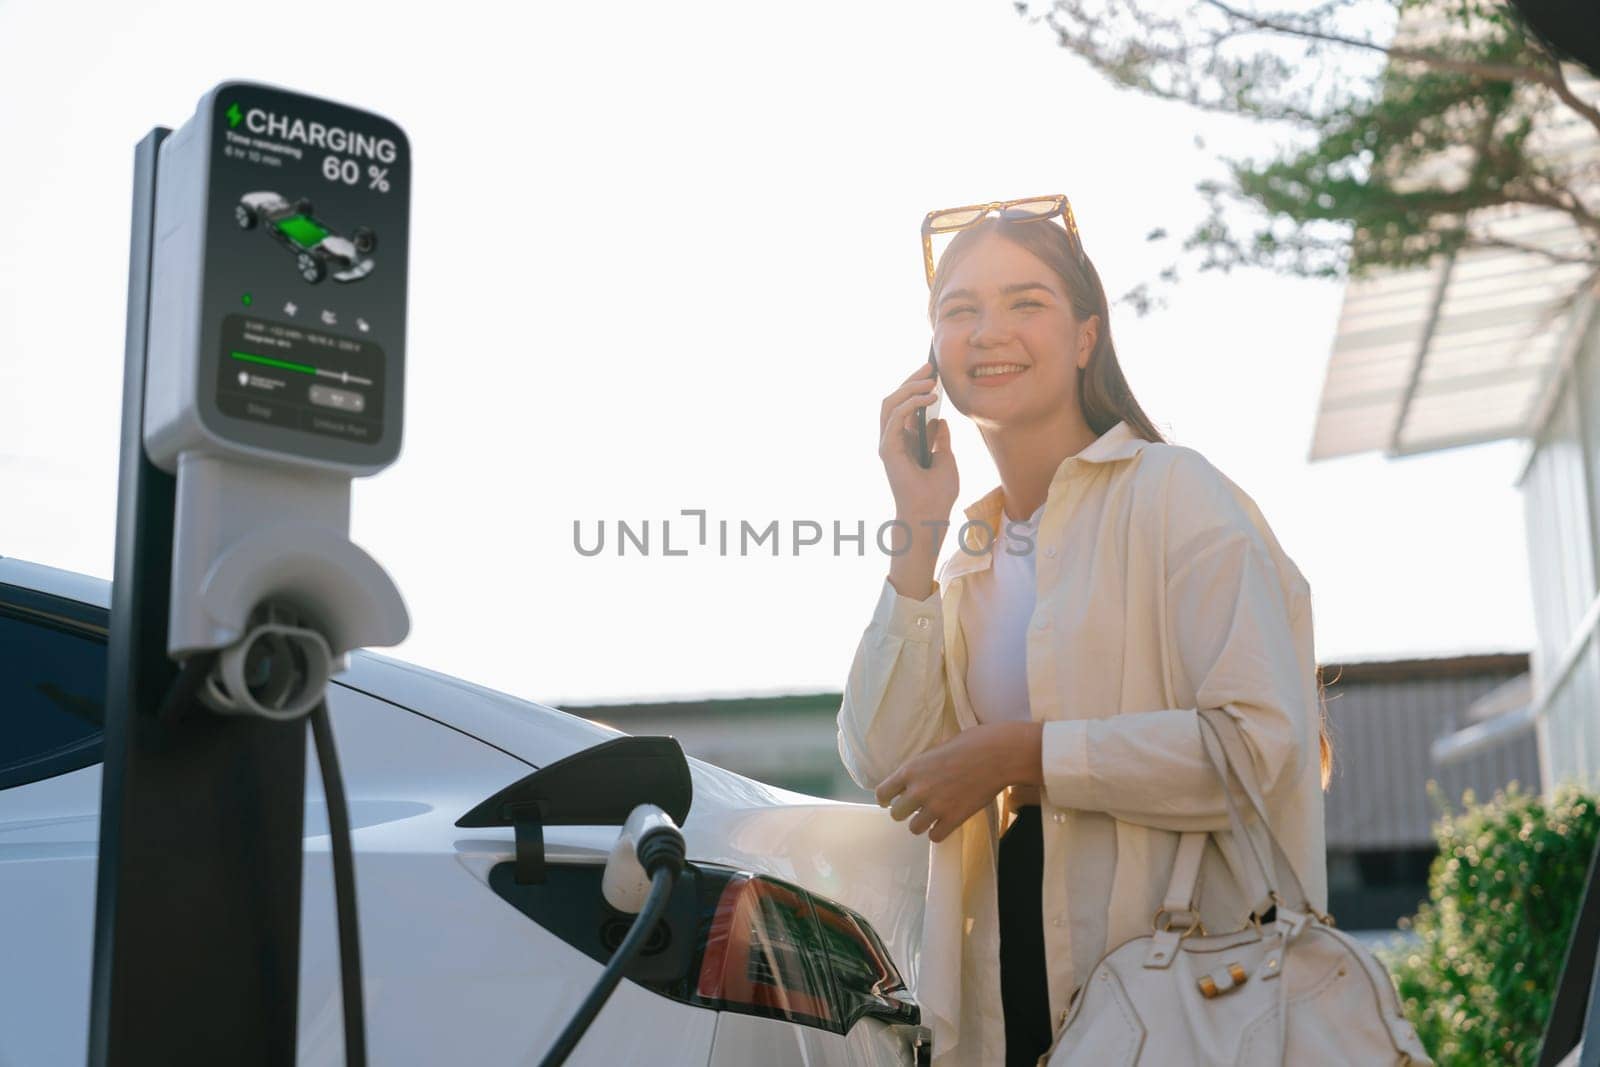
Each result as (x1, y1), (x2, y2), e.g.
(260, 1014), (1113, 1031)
(0, 557), (933, 1066)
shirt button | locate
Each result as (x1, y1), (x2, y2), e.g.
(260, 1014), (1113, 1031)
(1052, 918), (1066, 927)
(915, 616), (930, 630)
(1045, 546), (1057, 558)
(1034, 616), (1050, 631)
(1052, 811), (1066, 824)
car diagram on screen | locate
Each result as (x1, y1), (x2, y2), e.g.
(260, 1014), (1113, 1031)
(235, 191), (377, 284)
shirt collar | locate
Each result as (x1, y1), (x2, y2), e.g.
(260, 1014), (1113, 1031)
(945, 420), (1150, 572)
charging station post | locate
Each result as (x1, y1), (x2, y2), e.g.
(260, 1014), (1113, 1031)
(90, 83), (410, 1066)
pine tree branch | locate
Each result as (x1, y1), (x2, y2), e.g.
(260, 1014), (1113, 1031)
(1503, 184), (1600, 236)
(1201, 0), (1571, 90)
(1033, 0), (1332, 126)
(1461, 232), (1599, 268)
(1544, 59), (1600, 141)
(1022, 0), (1600, 313)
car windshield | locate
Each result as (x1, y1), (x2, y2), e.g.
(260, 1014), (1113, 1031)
(275, 214), (329, 250)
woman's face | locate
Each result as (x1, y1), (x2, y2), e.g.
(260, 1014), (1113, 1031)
(931, 231), (1097, 431)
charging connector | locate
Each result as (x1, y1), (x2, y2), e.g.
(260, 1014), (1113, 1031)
(540, 804), (687, 1067)
(601, 804), (686, 914)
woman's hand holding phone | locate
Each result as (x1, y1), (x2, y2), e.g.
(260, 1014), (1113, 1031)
(878, 359), (959, 600)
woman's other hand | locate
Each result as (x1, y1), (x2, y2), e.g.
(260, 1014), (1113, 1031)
(874, 722), (1043, 844)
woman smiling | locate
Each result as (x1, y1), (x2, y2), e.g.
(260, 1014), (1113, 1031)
(836, 199), (1330, 1066)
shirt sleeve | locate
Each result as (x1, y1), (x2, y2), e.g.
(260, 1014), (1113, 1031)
(1038, 451), (1314, 833)
(836, 575), (958, 791)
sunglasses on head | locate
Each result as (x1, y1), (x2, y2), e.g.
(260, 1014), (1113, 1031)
(920, 194), (1086, 288)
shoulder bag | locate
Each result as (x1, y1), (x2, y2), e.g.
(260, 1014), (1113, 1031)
(1040, 706), (1433, 1065)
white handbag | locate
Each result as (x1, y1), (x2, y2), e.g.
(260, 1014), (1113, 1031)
(1040, 707), (1433, 1065)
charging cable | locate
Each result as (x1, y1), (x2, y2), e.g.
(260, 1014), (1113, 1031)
(159, 602), (367, 1067)
(310, 696), (365, 1067)
(538, 813), (687, 1067)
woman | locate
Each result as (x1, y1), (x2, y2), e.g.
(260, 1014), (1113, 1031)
(835, 201), (1330, 1067)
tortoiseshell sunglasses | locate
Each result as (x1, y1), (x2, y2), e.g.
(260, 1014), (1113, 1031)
(920, 194), (1085, 288)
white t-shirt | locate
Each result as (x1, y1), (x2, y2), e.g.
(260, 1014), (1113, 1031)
(961, 498), (1045, 725)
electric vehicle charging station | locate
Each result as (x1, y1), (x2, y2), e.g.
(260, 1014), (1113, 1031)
(89, 80), (696, 1067)
(143, 82), (411, 713)
(91, 81), (410, 1066)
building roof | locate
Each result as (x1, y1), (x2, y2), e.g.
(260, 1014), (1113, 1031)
(1319, 651), (1532, 684)
(1322, 651), (1536, 850)
(1309, 66), (1600, 462)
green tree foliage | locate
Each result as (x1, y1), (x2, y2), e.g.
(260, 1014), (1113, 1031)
(1019, 0), (1600, 314)
(1384, 785), (1600, 1065)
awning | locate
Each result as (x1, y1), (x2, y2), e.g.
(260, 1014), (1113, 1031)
(1309, 69), (1600, 462)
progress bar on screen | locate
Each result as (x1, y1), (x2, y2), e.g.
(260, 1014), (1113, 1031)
(230, 350), (374, 387)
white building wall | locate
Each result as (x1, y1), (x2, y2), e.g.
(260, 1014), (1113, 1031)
(1522, 310), (1600, 788)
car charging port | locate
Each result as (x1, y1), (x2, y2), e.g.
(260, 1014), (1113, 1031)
(538, 804), (687, 1067)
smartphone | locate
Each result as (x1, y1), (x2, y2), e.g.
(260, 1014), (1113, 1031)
(916, 341), (941, 469)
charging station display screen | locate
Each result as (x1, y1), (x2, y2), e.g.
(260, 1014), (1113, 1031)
(196, 83), (408, 465)
(217, 314), (386, 442)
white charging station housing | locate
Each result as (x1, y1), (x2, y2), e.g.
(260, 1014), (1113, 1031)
(143, 81), (411, 686)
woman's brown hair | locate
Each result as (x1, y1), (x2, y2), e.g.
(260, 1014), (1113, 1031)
(927, 216), (1335, 788)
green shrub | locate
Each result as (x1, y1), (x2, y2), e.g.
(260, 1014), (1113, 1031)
(1383, 785), (1600, 1066)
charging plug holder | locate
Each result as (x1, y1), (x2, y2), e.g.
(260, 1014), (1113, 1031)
(200, 602), (333, 720)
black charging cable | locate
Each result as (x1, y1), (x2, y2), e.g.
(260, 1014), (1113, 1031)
(155, 650), (219, 725)
(311, 697), (367, 1067)
(538, 829), (687, 1067)
(154, 656), (367, 1066)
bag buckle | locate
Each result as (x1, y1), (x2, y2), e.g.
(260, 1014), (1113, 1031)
(1267, 889), (1338, 928)
(1151, 907), (1205, 938)
(1197, 962), (1248, 999)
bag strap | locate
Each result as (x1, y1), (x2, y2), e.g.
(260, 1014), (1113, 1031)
(1159, 709), (1310, 921)
(1199, 708), (1311, 913)
(1160, 832), (1208, 915)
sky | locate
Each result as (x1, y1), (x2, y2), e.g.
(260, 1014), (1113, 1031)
(0, 0), (1537, 706)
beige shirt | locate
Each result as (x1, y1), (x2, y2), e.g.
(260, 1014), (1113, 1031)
(836, 419), (1327, 1066)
